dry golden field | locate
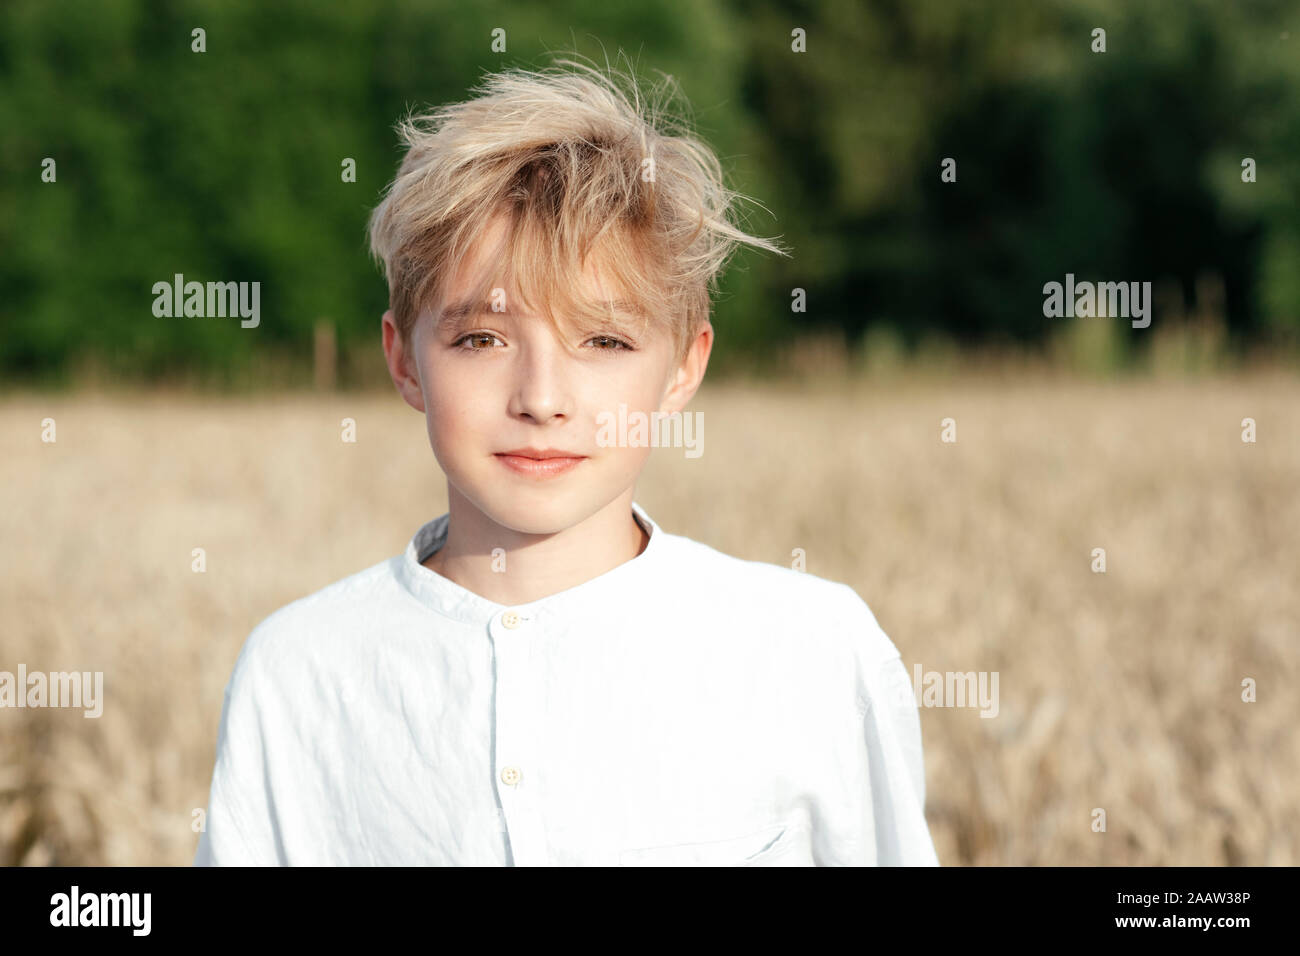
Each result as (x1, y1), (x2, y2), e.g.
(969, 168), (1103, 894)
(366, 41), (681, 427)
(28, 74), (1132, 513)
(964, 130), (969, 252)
(2, 369), (1298, 865)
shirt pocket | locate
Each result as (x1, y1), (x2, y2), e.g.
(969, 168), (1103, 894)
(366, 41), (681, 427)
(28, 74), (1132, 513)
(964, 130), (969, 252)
(617, 816), (815, 867)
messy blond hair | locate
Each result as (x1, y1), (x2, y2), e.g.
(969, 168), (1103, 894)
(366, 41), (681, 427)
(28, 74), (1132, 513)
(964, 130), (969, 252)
(366, 52), (788, 364)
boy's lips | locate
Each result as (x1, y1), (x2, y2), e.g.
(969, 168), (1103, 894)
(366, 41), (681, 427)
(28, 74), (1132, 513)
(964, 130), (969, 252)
(493, 449), (588, 478)
(497, 447), (586, 460)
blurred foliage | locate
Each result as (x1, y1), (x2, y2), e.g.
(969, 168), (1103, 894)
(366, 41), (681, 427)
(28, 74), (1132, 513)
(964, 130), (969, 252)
(1, 0), (1297, 388)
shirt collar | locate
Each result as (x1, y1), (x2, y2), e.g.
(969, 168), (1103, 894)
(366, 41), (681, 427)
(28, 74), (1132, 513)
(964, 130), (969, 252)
(394, 501), (665, 627)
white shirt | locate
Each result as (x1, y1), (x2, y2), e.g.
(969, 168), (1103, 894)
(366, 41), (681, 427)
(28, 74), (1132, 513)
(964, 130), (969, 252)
(194, 502), (939, 866)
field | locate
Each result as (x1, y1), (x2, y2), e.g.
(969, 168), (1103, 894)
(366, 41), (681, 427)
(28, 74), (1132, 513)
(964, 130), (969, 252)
(2, 370), (1297, 865)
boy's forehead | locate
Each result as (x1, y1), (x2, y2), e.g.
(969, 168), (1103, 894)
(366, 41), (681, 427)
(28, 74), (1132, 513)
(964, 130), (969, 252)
(432, 212), (657, 326)
(438, 247), (644, 322)
(438, 295), (645, 322)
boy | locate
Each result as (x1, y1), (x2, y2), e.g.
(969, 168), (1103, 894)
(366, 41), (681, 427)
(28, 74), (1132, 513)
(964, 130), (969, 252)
(194, 55), (939, 866)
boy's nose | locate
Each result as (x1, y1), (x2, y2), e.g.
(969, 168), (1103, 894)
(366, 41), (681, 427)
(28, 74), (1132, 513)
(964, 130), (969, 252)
(507, 346), (573, 423)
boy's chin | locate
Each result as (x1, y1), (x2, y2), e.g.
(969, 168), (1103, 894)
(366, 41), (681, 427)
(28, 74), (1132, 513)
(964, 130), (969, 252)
(468, 488), (600, 536)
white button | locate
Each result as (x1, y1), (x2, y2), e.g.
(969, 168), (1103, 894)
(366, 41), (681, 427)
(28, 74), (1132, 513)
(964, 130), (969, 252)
(500, 766), (522, 786)
(501, 611), (520, 629)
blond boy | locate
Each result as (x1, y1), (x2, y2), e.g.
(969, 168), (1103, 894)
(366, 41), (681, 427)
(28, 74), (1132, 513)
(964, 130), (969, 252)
(194, 56), (939, 866)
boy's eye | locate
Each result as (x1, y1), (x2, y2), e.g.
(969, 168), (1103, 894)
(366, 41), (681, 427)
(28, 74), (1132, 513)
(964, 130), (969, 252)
(451, 332), (635, 351)
(453, 332), (503, 350)
(586, 335), (634, 351)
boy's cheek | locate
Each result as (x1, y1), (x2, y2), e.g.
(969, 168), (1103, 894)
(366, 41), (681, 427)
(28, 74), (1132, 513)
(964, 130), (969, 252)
(423, 406), (474, 462)
(601, 443), (653, 478)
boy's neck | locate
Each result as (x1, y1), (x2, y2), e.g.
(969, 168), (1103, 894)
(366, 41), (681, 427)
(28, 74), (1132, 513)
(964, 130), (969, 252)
(422, 491), (649, 606)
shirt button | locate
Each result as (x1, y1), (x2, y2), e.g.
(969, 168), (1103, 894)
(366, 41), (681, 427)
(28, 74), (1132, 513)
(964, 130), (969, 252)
(501, 611), (520, 629)
(500, 766), (522, 786)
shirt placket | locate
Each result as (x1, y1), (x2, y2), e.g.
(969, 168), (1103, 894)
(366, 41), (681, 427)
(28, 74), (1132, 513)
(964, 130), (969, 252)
(489, 607), (547, 865)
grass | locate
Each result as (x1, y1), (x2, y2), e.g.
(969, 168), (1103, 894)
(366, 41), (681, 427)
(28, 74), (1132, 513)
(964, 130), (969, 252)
(1, 365), (1297, 864)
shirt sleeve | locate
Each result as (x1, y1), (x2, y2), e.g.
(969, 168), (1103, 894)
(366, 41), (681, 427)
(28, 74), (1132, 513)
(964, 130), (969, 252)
(842, 589), (940, 866)
(193, 643), (284, 866)
(861, 650), (939, 865)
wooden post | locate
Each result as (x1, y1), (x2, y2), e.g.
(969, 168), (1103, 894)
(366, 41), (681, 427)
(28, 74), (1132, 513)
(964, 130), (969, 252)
(314, 319), (337, 390)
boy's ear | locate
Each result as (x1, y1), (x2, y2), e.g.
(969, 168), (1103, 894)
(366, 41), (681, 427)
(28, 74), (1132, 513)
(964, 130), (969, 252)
(660, 319), (713, 415)
(381, 309), (426, 412)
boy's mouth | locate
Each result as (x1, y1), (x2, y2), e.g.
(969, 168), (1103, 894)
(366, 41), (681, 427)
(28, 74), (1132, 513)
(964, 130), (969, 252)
(494, 448), (588, 478)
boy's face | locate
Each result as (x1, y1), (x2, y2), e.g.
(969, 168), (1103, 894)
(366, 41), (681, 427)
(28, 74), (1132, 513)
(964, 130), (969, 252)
(382, 216), (711, 535)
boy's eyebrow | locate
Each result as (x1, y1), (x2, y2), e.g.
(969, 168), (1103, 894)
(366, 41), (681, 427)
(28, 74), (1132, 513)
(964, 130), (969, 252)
(437, 298), (646, 325)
